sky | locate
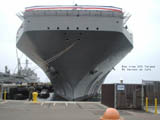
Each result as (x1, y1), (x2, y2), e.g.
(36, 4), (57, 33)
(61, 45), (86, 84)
(0, 0), (160, 83)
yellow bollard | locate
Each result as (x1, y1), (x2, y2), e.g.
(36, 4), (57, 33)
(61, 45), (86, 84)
(155, 98), (158, 115)
(0, 89), (1, 100)
(32, 92), (38, 103)
(146, 97), (148, 112)
(4, 90), (7, 101)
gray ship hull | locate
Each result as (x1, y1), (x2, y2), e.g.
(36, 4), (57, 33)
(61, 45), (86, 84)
(16, 6), (133, 100)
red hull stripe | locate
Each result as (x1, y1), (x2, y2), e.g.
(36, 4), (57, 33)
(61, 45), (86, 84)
(25, 7), (122, 12)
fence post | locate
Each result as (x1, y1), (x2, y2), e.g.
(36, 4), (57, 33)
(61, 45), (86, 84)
(4, 89), (7, 101)
(146, 97), (148, 112)
(155, 98), (157, 115)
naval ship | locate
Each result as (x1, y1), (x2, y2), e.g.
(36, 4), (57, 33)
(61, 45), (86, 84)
(0, 60), (39, 84)
(16, 5), (133, 100)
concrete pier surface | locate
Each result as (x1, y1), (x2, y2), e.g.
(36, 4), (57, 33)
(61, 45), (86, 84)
(0, 100), (160, 120)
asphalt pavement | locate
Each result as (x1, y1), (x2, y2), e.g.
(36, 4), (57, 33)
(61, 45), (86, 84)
(0, 100), (160, 120)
